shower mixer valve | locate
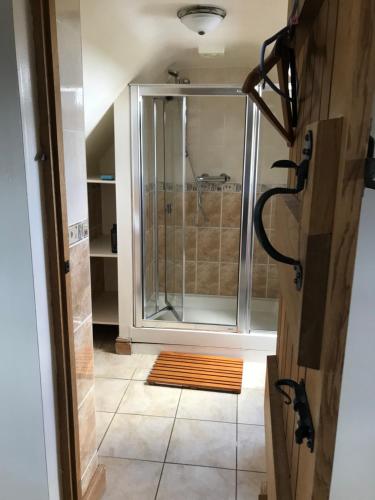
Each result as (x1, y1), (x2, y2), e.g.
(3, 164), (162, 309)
(195, 173), (231, 183)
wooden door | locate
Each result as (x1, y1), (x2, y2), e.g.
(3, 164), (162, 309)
(264, 1), (375, 499)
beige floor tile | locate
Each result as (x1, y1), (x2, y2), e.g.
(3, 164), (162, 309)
(237, 424), (266, 472)
(238, 389), (265, 425)
(132, 367), (151, 381)
(237, 471), (266, 500)
(118, 381), (181, 417)
(157, 463), (236, 500)
(100, 457), (162, 500)
(96, 411), (113, 447)
(177, 389), (237, 423)
(94, 351), (135, 379)
(167, 419), (236, 469)
(95, 378), (129, 412)
(99, 413), (174, 462)
(130, 354), (157, 368)
(242, 361), (267, 390)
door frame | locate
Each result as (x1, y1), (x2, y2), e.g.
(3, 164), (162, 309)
(130, 84), (259, 335)
(30, 0), (83, 498)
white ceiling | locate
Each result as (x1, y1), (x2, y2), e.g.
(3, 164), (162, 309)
(81, 0), (288, 136)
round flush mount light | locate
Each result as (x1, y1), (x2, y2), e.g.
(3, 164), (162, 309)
(177, 5), (227, 36)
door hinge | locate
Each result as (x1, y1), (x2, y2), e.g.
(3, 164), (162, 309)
(64, 260), (70, 274)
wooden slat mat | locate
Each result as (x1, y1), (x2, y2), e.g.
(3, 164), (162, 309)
(147, 352), (243, 393)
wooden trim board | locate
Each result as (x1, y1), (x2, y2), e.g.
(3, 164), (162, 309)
(115, 336), (132, 355)
(148, 352), (243, 393)
(82, 465), (106, 500)
(265, 356), (292, 500)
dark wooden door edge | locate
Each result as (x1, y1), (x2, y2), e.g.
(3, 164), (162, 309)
(83, 465), (106, 500)
(265, 355), (293, 500)
(30, 0), (81, 498)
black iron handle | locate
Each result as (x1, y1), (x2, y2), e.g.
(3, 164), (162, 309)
(253, 131), (312, 290)
(254, 185), (303, 289)
(275, 378), (315, 452)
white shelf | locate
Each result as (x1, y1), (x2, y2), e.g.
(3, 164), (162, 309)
(92, 291), (119, 325)
(90, 235), (117, 258)
(87, 175), (116, 185)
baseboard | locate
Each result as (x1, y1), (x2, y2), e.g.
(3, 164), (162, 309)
(115, 336), (132, 355)
(82, 464), (106, 500)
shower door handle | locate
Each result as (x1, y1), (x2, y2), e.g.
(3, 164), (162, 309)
(253, 131), (312, 290)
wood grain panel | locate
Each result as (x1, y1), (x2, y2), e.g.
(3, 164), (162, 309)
(274, 0), (375, 498)
(264, 356), (293, 500)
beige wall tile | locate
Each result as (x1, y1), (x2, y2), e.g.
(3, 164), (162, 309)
(253, 238), (268, 265)
(81, 453), (98, 497)
(198, 192), (221, 227)
(197, 228), (220, 261)
(158, 259), (165, 292)
(158, 225), (165, 259)
(70, 239), (92, 329)
(196, 262), (219, 295)
(185, 261), (196, 294)
(267, 264), (279, 299)
(157, 191), (165, 225)
(185, 192), (197, 226)
(184, 226), (197, 260)
(252, 264), (267, 298)
(74, 318), (94, 407)
(220, 263), (239, 296)
(222, 193), (241, 228)
(78, 388), (97, 477)
(220, 229), (240, 262)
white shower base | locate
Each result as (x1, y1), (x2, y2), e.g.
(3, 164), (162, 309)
(148, 294), (278, 332)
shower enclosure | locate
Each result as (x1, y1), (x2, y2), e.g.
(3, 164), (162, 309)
(131, 84), (278, 337)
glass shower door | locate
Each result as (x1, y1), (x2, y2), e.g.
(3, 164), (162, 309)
(163, 97), (185, 320)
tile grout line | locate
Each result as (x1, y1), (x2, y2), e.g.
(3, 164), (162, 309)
(154, 388), (183, 500)
(98, 453), (266, 474)
(96, 368), (136, 452)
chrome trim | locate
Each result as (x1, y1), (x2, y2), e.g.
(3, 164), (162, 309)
(237, 98), (253, 332)
(130, 85), (143, 327)
(177, 5), (226, 20)
(152, 99), (159, 312)
(130, 84), (245, 97)
(130, 84), (253, 332)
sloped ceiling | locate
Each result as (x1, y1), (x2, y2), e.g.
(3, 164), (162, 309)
(81, 0), (288, 141)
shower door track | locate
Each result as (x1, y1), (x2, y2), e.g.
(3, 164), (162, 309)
(130, 84), (260, 337)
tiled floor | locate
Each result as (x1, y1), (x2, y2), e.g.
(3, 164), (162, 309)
(94, 340), (267, 500)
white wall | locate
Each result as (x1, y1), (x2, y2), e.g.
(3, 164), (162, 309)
(330, 107), (375, 498)
(81, 0), (288, 137)
(0, 1), (60, 498)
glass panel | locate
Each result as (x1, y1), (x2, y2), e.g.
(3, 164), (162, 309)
(250, 90), (288, 331)
(141, 97), (158, 318)
(164, 97), (185, 320)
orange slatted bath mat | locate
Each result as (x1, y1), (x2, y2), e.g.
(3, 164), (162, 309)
(147, 351), (243, 394)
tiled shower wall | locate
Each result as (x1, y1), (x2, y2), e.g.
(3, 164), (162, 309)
(56, 0), (98, 495)
(158, 184), (242, 297)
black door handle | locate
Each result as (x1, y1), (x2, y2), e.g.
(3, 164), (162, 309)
(253, 131), (312, 290)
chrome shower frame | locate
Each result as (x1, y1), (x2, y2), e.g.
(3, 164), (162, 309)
(130, 84), (260, 334)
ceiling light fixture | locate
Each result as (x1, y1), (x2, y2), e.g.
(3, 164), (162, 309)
(177, 5), (227, 36)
